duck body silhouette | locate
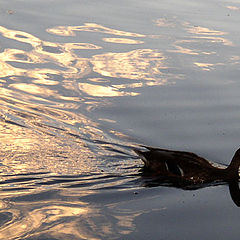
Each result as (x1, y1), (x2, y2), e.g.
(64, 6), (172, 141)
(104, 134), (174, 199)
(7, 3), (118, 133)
(134, 147), (240, 185)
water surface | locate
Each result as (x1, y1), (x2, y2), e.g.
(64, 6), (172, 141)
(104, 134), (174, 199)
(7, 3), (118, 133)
(1, 0), (240, 239)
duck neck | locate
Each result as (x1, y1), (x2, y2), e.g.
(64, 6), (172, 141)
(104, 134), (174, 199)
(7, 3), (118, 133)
(226, 156), (240, 178)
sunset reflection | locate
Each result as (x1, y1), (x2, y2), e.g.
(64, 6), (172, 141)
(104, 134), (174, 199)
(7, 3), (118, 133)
(79, 82), (139, 97)
(1, 3), (240, 237)
(154, 19), (236, 71)
(47, 23), (146, 37)
(0, 23), (172, 104)
(226, 6), (240, 11)
(102, 38), (144, 44)
(154, 17), (176, 27)
(0, 196), (137, 240)
(10, 83), (57, 96)
(91, 49), (167, 81)
(1, 19), (234, 176)
(0, 200), (91, 240)
(0, 89), (109, 175)
(186, 25), (233, 46)
(0, 186), (154, 240)
(194, 62), (216, 71)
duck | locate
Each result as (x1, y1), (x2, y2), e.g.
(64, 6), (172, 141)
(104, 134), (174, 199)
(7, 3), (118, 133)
(134, 146), (240, 185)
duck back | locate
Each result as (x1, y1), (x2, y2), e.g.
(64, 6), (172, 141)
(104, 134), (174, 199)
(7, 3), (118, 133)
(134, 147), (231, 184)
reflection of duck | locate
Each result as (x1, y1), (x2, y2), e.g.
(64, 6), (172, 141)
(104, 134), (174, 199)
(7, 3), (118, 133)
(134, 147), (240, 185)
(229, 181), (240, 207)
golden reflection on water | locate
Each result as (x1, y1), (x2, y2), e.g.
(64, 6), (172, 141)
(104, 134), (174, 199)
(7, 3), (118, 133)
(187, 26), (226, 36)
(0, 123), (94, 175)
(0, 188), (157, 240)
(0, 23), (171, 174)
(0, 21), (236, 104)
(172, 24), (233, 55)
(154, 17), (176, 27)
(0, 91), (108, 175)
(0, 200), (91, 240)
(10, 83), (57, 97)
(0, 19), (237, 174)
(230, 56), (240, 64)
(226, 5), (240, 11)
(91, 49), (167, 81)
(102, 38), (144, 44)
(193, 62), (224, 71)
(0, 16), (239, 239)
(0, 19), (236, 175)
(154, 18), (236, 71)
(79, 82), (139, 97)
(185, 25), (233, 46)
(47, 23), (146, 38)
(0, 23), (171, 103)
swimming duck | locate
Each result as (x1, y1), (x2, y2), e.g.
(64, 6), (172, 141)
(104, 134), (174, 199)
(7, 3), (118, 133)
(134, 147), (240, 185)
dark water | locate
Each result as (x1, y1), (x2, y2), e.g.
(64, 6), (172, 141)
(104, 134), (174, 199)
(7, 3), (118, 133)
(1, 0), (240, 239)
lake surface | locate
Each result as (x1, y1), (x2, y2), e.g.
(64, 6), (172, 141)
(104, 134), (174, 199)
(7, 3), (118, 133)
(1, 0), (240, 239)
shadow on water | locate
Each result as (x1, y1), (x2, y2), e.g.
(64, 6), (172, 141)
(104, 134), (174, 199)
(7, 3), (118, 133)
(140, 174), (240, 207)
(228, 181), (240, 207)
(133, 145), (240, 207)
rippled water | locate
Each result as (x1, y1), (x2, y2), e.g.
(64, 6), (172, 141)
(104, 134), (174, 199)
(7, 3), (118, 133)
(1, 0), (240, 239)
